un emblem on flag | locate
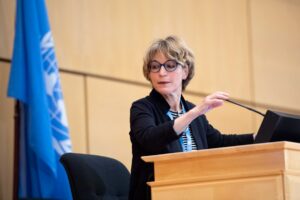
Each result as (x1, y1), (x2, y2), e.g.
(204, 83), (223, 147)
(41, 32), (72, 155)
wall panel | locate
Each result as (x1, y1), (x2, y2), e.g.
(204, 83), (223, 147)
(60, 72), (87, 153)
(0, 0), (14, 58)
(47, 0), (252, 101)
(87, 77), (149, 168)
(186, 0), (252, 102)
(0, 63), (14, 200)
(250, 0), (300, 111)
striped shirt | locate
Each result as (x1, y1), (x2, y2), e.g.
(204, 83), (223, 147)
(168, 110), (197, 151)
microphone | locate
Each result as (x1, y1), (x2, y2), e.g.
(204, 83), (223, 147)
(225, 99), (265, 117)
(225, 99), (300, 144)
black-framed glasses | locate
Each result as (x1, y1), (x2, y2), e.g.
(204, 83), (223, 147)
(148, 60), (180, 73)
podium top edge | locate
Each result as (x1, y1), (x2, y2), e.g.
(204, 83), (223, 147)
(142, 141), (300, 162)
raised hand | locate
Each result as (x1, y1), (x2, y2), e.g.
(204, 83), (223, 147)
(195, 91), (229, 115)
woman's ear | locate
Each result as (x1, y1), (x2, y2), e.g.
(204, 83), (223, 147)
(182, 65), (189, 80)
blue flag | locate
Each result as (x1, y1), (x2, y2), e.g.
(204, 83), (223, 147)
(7, 0), (72, 199)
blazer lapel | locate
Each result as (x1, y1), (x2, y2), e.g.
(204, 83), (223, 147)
(190, 120), (204, 150)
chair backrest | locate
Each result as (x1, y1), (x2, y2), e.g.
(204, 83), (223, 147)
(60, 153), (130, 200)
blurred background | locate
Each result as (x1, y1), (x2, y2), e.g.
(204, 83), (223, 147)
(1, 0), (300, 199)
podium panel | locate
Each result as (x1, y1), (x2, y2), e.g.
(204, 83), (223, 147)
(143, 142), (300, 200)
(151, 175), (283, 200)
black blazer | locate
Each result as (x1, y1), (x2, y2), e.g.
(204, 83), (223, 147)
(129, 89), (253, 200)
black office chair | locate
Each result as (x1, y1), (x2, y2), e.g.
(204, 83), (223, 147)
(60, 153), (130, 200)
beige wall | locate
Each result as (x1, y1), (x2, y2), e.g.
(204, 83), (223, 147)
(0, 63), (14, 200)
(1, 0), (300, 199)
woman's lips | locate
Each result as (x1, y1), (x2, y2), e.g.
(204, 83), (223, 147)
(158, 81), (170, 84)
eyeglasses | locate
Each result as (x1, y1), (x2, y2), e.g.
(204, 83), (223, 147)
(148, 60), (180, 73)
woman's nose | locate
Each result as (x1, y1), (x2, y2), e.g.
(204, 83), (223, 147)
(158, 65), (168, 75)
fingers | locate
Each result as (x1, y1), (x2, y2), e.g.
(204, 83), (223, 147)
(197, 91), (229, 115)
(207, 91), (229, 101)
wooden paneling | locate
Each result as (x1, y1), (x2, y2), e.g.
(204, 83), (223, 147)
(0, 63), (14, 200)
(60, 72), (87, 153)
(254, 110), (265, 133)
(285, 175), (300, 200)
(86, 77), (149, 168)
(152, 176), (284, 200)
(47, 0), (252, 101)
(0, 0), (14, 58)
(250, 0), (300, 110)
(186, 0), (252, 101)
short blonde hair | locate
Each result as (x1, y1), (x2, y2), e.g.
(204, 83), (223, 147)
(143, 35), (195, 91)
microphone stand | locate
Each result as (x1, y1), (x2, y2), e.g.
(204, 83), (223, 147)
(225, 99), (265, 117)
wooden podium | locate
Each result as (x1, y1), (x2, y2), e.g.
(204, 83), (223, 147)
(142, 142), (300, 200)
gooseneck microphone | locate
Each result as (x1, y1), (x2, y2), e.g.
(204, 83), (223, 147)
(225, 99), (265, 117)
(225, 99), (300, 144)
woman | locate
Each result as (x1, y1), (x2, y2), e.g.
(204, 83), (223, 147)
(129, 36), (254, 200)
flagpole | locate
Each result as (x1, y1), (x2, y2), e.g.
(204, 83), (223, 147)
(13, 100), (20, 200)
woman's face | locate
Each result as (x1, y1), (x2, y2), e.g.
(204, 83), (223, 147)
(148, 52), (188, 97)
